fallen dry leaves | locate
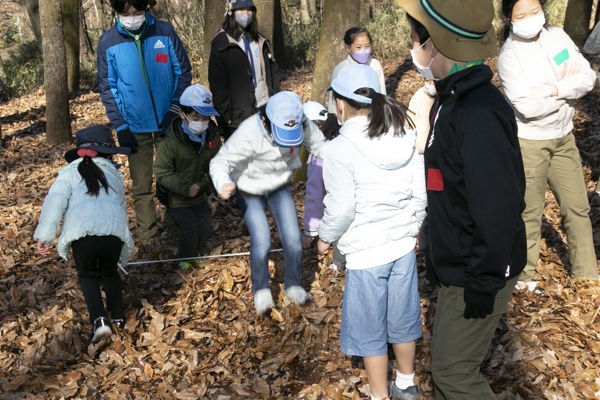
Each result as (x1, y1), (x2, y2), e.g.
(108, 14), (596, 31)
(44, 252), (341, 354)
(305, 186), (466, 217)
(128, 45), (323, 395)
(1, 58), (600, 399)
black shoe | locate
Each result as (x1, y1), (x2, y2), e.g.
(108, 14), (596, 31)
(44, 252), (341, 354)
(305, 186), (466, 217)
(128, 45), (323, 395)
(91, 317), (112, 343)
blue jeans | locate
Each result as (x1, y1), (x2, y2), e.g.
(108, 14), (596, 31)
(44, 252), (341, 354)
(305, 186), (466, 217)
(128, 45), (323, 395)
(237, 185), (303, 292)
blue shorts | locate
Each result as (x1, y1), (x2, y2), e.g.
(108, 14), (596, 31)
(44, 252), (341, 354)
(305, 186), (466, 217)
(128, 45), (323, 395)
(340, 250), (422, 357)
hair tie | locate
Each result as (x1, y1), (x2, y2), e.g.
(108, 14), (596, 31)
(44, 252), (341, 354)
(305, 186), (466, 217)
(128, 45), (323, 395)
(77, 149), (98, 158)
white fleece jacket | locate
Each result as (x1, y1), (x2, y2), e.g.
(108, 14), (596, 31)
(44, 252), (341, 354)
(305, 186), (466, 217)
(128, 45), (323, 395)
(210, 114), (327, 196)
(318, 116), (427, 269)
(497, 27), (596, 140)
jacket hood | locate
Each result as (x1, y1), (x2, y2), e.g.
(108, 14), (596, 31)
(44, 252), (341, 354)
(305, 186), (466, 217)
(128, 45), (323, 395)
(340, 116), (416, 170)
(165, 117), (186, 142)
(435, 64), (493, 104)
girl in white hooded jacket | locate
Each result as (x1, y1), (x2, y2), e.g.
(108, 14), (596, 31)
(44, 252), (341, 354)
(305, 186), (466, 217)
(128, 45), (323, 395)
(317, 64), (426, 400)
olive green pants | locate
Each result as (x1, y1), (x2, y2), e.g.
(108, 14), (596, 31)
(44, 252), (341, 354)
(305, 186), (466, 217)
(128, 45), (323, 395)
(518, 134), (597, 281)
(431, 277), (518, 399)
(128, 132), (161, 245)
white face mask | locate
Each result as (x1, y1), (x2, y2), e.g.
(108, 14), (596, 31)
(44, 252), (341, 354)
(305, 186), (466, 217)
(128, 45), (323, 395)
(410, 39), (438, 81)
(185, 116), (209, 135)
(235, 12), (253, 29)
(119, 14), (146, 31)
(424, 83), (437, 97)
(511, 13), (545, 39)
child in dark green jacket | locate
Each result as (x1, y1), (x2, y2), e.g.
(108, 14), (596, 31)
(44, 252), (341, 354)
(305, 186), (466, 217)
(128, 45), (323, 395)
(154, 84), (222, 269)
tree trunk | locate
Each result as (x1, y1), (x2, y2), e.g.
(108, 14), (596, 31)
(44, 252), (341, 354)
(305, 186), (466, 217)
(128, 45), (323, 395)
(255, 0), (287, 68)
(93, 0), (112, 34)
(19, 0), (43, 52)
(201, 0), (224, 86)
(308, 0), (317, 16)
(367, 0), (374, 20)
(61, 0), (80, 92)
(80, 3), (94, 59)
(563, 0), (594, 49)
(311, 0), (360, 105)
(300, 0), (310, 23)
(40, 0), (72, 144)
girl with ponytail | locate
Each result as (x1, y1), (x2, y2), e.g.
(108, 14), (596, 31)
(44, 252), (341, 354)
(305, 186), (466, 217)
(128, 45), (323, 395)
(34, 125), (134, 343)
(316, 64), (426, 400)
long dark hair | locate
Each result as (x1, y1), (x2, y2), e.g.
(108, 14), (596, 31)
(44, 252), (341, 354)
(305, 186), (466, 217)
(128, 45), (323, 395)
(333, 89), (414, 138)
(320, 113), (341, 141)
(502, 0), (547, 39)
(223, 11), (259, 42)
(78, 155), (111, 197)
(257, 104), (272, 133)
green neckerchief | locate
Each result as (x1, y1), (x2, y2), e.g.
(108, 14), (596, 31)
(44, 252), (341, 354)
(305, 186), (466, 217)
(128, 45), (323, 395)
(447, 60), (484, 76)
(118, 18), (151, 91)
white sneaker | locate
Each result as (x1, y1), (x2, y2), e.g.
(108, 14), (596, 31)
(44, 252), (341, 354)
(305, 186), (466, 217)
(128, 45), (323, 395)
(91, 317), (112, 343)
(515, 280), (539, 292)
(254, 288), (275, 315)
(284, 285), (313, 305)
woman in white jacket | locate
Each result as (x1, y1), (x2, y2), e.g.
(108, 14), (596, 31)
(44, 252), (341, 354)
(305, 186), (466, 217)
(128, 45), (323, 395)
(317, 64), (426, 400)
(497, 0), (598, 291)
(34, 126), (134, 343)
(210, 91), (327, 315)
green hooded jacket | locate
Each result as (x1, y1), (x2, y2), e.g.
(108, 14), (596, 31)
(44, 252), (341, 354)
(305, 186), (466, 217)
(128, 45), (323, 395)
(154, 118), (222, 208)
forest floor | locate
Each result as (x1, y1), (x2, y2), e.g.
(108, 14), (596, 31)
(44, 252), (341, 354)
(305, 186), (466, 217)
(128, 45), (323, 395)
(2, 56), (600, 399)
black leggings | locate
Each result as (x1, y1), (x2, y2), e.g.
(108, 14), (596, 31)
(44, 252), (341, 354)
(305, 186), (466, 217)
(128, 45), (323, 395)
(71, 235), (124, 324)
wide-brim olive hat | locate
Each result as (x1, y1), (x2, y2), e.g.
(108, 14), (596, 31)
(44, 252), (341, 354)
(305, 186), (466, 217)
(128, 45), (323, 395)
(396, 0), (497, 62)
(64, 125), (130, 163)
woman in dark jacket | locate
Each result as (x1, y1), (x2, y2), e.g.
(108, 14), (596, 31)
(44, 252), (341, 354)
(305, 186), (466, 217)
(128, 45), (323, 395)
(208, 0), (280, 140)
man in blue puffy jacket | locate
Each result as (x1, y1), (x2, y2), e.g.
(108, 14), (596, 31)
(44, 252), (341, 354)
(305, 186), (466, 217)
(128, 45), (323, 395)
(97, 0), (192, 245)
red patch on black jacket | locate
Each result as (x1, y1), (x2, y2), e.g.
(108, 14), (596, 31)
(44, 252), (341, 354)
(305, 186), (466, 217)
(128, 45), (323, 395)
(156, 53), (168, 63)
(427, 168), (444, 191)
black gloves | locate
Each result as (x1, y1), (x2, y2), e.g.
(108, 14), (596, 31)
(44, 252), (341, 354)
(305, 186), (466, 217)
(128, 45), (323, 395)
(117, 128), (138, 154)
(463, 287), (496, 319)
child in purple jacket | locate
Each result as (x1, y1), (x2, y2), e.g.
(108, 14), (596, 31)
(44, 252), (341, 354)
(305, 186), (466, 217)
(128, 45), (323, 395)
(301, 101), (346, 270)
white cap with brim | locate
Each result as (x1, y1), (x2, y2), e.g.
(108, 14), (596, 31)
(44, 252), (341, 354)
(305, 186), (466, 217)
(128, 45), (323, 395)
(180, 83), (220, 117)
(327, 64), (381, 104)
(266, 91), (304, 147)
(303, 101), (328, 122)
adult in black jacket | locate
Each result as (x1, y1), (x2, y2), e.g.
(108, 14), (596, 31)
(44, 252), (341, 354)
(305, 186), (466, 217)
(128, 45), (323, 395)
(397, 0), (527, 399)
(208, 0), (280, 140)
